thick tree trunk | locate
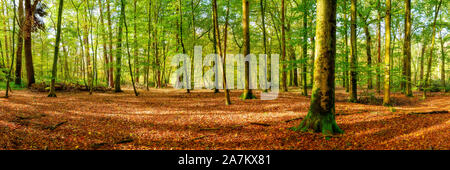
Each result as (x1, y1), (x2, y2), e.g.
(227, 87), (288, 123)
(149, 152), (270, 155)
(294, 0), (342, 136)
(23, 0), (36, 87)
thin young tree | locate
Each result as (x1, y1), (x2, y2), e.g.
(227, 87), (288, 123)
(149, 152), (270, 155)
(48, 0), (64, 97)
(15, 0), (24, 85)
(122, 0), (139, 96)
(293, 0), (342, 135)
(4, 0), (17, 98)
(349, 0), (357, 103)
(376, 0), (381, 94)
(301, 0), (308, 96)
(281, 0), (287, 92)
(423, 0), (442, 99)
(383, 0), (391, 106)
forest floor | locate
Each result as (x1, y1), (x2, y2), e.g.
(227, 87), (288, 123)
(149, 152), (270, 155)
(0, 87), (449, 150)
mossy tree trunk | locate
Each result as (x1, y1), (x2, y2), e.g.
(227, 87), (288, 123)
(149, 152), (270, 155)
(301, 0), (308, 96)
(293, 0), (343, 136)
(404, 0), (413, 97)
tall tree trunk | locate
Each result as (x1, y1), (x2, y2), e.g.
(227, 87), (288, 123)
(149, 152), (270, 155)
(23, 0), (36, 87)
(281, 0), (288, 92)
(376, 0), (381, 94)
(212, 0), (231, 105)
(98, 0), (109, 87)
(154, 1), (160, 88)
(404, 0), (412, 96)
(423, 0), (442, 99)
(301, 0), (308, 96)
(83, 0), (92, 95)
(106, 0), (114, 88)
(48, 0), (64, 97)
(133, 0), (139, 84)
(383, 0), (391, 106)
(349, 0), (357, 102)
(260, 0), (269, 91)
(241, 0), (255, 99)
(146, 0), (152, 91)
(178, 0), (190, 93)
(15, 0), (24, 85)
(5, 0), (16, 98)
(293, 0), (342, 135)
(439, 30), (446, 92)
(122, 0), (139, 96)
(343, 0), (349, 92)
(115, 0), (124, 92)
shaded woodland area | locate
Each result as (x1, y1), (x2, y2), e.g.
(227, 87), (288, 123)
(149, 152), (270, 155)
(0, 0), (449, 150)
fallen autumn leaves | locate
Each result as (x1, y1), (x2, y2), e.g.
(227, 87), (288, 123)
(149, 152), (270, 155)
(0, 88), (448, 150)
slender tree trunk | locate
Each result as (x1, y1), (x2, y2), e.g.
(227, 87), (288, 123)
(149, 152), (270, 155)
(376, 0), (381, 94)
(5, 1), (16, 98)
(48, 0), (64, 97)
(146, 0), (152, 91)
(343, 0), (349, 92)
(241, 0), (255, 99)
(349, 0), (357, 102)
(362, 18), (372, 90)
(423, 0), (442, 99)
(15, 0), (24, 85)
(293, 0), (342, 135)
(383, 0), (391, 106)
(439, 30), (446, 92)
(404, 0), (412, 96)
(281, 0), (288, 92)
(115, 0), (124, 92)
(178, 0), (190, 93)
(83, 0), (92, 95)
(106, 0), (114, 88)
(122, 0), (139, 96)
(133, 0), (139, 84)
(301, 0), (308, 96)
(260, 0), (269, 91)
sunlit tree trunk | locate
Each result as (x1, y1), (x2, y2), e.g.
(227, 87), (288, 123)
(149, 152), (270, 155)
(383, 0), (391, 106)
(404, 0), (412, 96)
(106, 0), (114, 88)
(376, 0), (381, 94)
(122, 0), (139, 96)
(343, 0), (349, 92)
(293, 0), (342, 136)
(349, 0), (357, 102)
(115, 0), (124, 92)
(423, 0), (442, 99)
(241, 0), (255, 99)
